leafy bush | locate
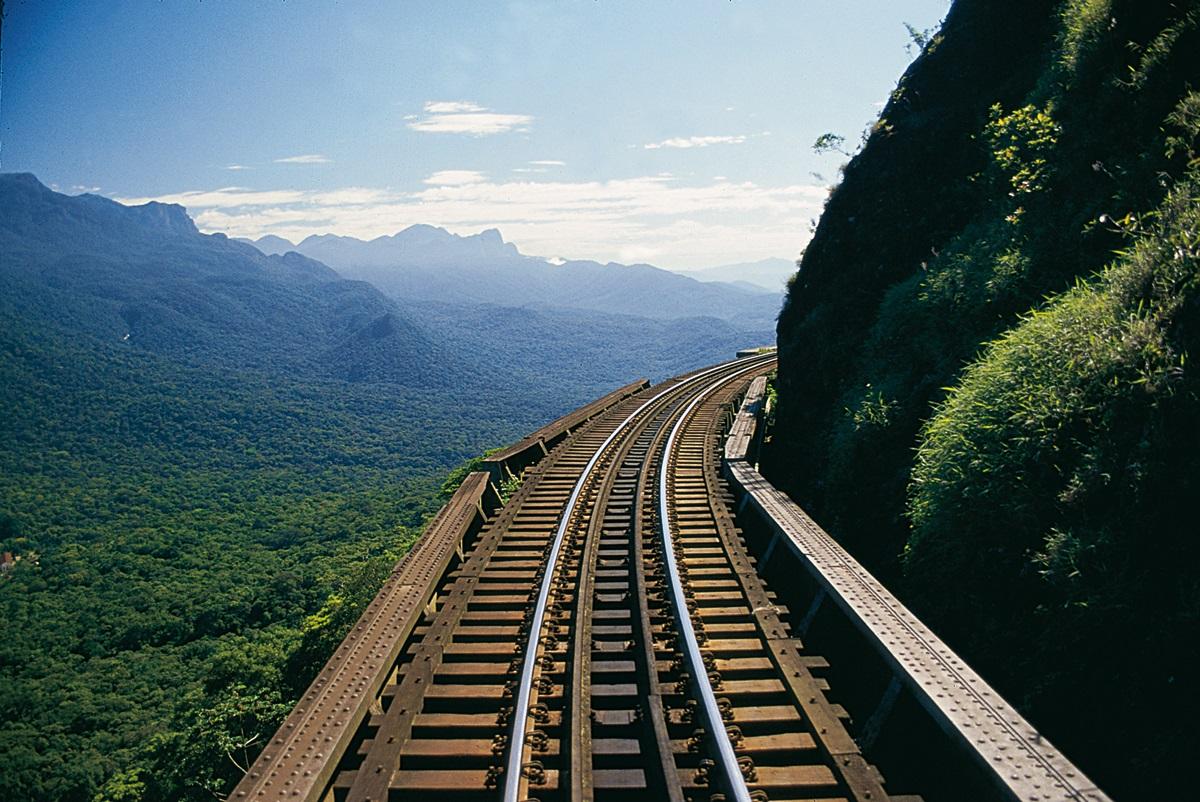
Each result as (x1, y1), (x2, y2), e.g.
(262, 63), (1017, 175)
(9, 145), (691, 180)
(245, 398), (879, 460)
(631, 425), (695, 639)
(905, 174), (1199, 796)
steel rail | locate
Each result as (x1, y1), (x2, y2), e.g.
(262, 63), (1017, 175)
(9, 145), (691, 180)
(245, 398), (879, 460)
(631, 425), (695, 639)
(502, 355), (770, 802)
(656, 366), (768, 802)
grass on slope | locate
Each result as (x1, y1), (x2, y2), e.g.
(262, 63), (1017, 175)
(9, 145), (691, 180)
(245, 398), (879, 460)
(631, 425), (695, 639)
(903, 175), (1199, 793)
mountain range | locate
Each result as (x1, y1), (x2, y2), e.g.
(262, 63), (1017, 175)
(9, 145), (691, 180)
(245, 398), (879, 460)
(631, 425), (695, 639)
(2, 173), (776, 401)
(1, 173), (443, 387)
(239, 227), (783, 329)
(675, 257), (797, 292)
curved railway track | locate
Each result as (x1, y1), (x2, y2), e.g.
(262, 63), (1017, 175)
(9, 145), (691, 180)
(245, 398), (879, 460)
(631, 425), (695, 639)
(235, 354), (895, 801)
(234, 352), (1107, 802)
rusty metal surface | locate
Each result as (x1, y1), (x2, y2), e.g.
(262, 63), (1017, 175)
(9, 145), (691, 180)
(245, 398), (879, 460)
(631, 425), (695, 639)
(724, 458), (1112, 802)
(483, 378), (649, 475)
(502, 360), (768, 802)
(657, 368), (769, 802)
(230, 471), (492, 802)
(723, 374), (766, 462)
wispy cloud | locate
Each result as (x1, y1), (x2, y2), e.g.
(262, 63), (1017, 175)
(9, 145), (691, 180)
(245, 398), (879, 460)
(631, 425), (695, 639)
(407, 100), (532, 136)
(423, 101), (485, 114)
(529, 160), (565, 166)
(115, 173), (823, 268)
(424, 170), (487, 186)
(643, 135), (748, 150)
(225, 164), (251, 171)
(274, 154), (330, 164)
(117, 187), (311, 208)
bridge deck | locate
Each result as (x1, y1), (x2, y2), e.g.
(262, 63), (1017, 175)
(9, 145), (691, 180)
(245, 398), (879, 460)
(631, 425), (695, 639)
(723, 373), (767, 462)
(229, 353), (1109, 802)
(483, 378), (649, 476)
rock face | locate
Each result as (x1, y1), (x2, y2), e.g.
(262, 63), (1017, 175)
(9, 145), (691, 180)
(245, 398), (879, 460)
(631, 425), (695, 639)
(766, 2), (1200, 799)
(770, 0), (1058, 555)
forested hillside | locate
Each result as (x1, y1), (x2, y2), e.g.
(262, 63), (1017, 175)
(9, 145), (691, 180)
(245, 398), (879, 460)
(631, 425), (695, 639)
(767, 1), (1199, 797)
(0, 175), (769, 801)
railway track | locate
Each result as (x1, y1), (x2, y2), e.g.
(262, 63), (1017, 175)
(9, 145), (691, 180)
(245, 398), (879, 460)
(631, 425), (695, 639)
(233, 353), (1107, 802)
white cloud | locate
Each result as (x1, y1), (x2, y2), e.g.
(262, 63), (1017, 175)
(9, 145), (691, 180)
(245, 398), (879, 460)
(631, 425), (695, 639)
(274, 154), (330, 164)
(423, 101), (486, 114)
(225, 164), (251, 171)
(644, 135), (748, 150)
(115, 174), (823, 269)
(408, 100), (532, 135)
(116, 187), (310, 208)
(530, 160), (565, 166)
(424, 170), (487, 186)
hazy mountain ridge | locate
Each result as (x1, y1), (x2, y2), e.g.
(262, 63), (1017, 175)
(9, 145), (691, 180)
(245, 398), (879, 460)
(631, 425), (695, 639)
(1, 174), (442, 385)
(676, 256), (797, 291)
(400, 298), (773, 405)
(241, 227), (783, 328)
(3, 172), (773, 396)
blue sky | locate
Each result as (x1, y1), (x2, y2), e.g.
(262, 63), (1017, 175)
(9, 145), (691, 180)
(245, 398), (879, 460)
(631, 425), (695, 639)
(2, 0), (949, 268)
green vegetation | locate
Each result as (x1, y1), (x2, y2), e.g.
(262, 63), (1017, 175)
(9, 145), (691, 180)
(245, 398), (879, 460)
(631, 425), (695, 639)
(0, 323), (461, 802)
(0, 176), (539, 801)
(770, 2), (1199, 797)
(907, 178), (1198, 787)
(812, 132), (850, 157)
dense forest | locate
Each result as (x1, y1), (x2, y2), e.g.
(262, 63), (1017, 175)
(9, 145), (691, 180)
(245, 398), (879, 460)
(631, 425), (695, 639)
(0, 322), (460, 801)
(0, 183), (522, 800)
(767, 1), (1199, 797)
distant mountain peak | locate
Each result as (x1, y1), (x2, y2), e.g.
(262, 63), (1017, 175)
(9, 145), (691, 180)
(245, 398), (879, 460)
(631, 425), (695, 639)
(239, 234), (296, 255)
(4, 172), (44, 189)
(1, 171), (199, 242)
(394, 223), (448, 237)
(128, 200), (198, 236)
